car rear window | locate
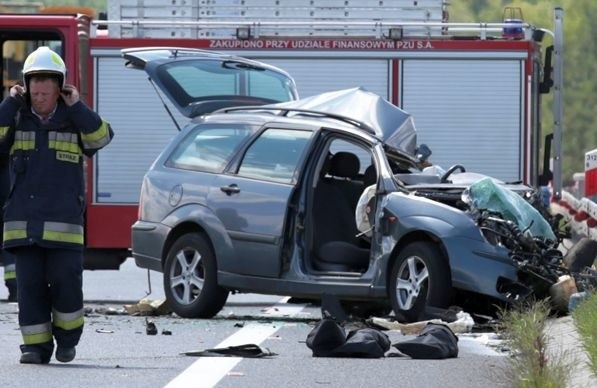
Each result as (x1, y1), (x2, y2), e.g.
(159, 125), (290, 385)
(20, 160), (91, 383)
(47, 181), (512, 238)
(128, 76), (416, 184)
(166, 125), (254, 173)
(160, 60), (296, 106)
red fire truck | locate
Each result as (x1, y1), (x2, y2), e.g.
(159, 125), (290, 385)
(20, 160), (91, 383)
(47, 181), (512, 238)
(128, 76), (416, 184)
(0, 1), (564, 269)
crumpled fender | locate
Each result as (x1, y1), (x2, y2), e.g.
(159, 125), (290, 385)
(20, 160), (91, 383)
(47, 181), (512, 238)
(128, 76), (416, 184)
(382, 192), (484, 240)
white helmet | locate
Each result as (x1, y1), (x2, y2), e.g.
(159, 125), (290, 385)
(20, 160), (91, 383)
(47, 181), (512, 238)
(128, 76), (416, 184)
(22, 46), (66, 89)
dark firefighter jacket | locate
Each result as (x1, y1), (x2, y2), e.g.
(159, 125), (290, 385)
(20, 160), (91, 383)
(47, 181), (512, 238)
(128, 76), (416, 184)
(0, 95), (113, 250)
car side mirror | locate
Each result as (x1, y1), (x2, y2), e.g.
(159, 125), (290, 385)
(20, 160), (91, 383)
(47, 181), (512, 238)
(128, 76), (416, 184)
(415, 144), (432, 162)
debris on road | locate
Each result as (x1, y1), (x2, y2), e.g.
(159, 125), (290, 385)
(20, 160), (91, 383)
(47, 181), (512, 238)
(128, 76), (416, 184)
(182, 344), (277, 358)
(567, 291), (589, 311)
(125, 298), (171, 316)
(145, 318), (158, 335)
(549, 275), (578, 312)
(95, 306), (128, 315)
(84, 306), (127, 317)
(95, 328), (115, 334)
(459, 332), (506, 351)
(369, 311), (475, 335)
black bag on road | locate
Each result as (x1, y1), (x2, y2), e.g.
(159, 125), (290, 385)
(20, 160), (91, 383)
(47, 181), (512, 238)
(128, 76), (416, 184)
(393, 323), (458, 359)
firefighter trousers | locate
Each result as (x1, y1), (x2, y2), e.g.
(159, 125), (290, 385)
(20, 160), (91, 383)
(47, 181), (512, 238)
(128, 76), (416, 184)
(2, 249), (17, 294)
(13, 245), (84, 358)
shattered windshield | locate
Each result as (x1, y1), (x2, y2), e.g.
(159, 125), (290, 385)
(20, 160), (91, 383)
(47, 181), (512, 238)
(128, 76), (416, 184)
(464, 177), (556, 241)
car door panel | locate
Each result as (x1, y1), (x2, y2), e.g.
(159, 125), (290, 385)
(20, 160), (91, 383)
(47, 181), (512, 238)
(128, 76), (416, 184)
(206, 176), (294, 277)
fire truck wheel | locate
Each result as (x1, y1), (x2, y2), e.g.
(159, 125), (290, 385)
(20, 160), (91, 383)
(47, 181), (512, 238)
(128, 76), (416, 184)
(388, 241), (452, 322)
(164, 233), (229, 318)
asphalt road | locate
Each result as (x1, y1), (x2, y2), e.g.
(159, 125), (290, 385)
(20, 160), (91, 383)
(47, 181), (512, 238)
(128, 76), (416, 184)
(0, 259), (509, 388)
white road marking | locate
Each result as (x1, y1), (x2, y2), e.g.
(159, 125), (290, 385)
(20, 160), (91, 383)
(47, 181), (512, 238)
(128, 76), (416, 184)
(165, 297), (306, 388)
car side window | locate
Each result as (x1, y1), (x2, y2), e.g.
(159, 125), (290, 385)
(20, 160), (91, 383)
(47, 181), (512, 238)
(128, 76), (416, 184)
(238, 128), (312, 184)
(166, 126), (253, 173)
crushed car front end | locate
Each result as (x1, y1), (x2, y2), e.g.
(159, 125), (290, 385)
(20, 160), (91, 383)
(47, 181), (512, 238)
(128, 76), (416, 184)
(377, 189), (529, 304)
(383, 172), (567, 305)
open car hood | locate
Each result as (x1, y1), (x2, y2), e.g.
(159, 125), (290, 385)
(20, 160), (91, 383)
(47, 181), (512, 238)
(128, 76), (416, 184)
(122, 47), (298, 118)
(270, 87), (418, 159)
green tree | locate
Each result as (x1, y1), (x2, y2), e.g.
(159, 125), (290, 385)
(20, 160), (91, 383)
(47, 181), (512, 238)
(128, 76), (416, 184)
(39, 0), (107, 10)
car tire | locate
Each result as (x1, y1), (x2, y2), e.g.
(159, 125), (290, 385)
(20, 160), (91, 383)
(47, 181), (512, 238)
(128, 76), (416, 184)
(388, 241), (452, 322)
(164, 233), (229, 318)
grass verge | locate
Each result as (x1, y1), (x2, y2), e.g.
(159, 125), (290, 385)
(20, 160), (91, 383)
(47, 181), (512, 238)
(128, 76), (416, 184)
(571, 290), (597, 375)
(498, 300), (570, 388)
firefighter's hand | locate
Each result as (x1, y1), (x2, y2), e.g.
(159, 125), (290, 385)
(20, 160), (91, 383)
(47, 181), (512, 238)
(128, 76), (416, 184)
(9, 84), (25, 98)
(61, 84), (80, 106)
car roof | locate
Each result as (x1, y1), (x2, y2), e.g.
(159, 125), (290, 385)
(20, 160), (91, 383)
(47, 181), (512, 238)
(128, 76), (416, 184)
(215, 87), (420, 161)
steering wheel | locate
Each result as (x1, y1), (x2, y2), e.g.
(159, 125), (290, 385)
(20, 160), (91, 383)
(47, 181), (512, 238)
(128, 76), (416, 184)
(440, 164), (466, 183)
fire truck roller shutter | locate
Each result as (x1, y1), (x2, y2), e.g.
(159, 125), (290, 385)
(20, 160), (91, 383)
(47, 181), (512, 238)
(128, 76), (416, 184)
(401, 59), (523, 183)
(93, 55), (186, 204)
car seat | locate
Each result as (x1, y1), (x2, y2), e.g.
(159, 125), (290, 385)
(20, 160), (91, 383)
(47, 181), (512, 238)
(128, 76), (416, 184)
(312, 152), (370, 272)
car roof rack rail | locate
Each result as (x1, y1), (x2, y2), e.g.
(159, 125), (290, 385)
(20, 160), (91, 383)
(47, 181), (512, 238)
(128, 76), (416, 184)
(217, 106), (377, 135)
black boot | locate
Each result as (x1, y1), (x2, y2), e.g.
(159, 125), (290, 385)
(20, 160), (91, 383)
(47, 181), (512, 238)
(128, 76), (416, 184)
(55, 347), (76, 363)
(19, 345), (51, 364)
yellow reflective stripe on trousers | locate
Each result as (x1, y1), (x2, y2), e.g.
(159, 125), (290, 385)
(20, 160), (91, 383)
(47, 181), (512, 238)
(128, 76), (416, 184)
(21, 322), (53, 345)
(42, 222), (84, 244)
(3, 264), (16, 280)
(3, 221), (28, 243)
(48, 131), (82, 154)
(81, 120), (110, 149)
(53, 308), (84, 331)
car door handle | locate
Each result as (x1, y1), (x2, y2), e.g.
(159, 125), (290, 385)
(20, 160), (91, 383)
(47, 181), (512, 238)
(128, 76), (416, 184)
(220, 184), (241, 195)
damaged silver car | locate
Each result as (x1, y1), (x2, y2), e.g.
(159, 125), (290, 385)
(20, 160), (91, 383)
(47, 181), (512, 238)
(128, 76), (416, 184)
(132, 83), (594, 321)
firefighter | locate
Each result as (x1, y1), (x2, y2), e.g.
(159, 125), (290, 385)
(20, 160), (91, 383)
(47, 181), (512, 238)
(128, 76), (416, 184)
(0, 46), (113, 364)
(1, 150), (17, 302)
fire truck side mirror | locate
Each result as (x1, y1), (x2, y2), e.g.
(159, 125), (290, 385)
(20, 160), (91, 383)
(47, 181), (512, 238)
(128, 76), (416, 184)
(532, 29), (545, 42)
(538, 133), (554, 186)
(540, 45), (554, 94)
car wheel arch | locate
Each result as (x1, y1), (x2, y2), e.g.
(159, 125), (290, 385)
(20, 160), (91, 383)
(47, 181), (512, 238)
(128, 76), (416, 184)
(162, 222), (211, 271)
(385, 232), (453, 321)
(161, 204), (234, 269)
(385, 231), (449, 280)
